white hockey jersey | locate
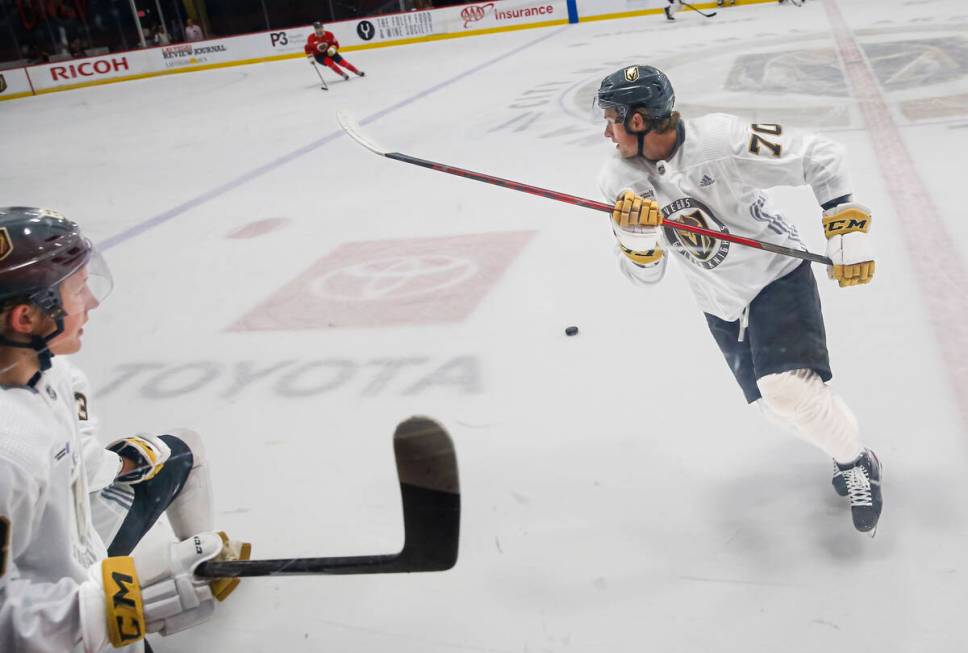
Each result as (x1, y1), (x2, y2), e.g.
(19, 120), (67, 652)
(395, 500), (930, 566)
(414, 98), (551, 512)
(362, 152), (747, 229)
(0, 358), (139, 653)
(598, 113), (852, 321)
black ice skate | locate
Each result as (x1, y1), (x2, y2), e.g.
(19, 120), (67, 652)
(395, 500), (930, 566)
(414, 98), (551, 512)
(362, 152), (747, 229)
(831, 460), (847, 496)
(836, 449), (882, 535)
(356, 70), (366, 77)
(664, 5), (676, 20)
(341, 72), (350, 81)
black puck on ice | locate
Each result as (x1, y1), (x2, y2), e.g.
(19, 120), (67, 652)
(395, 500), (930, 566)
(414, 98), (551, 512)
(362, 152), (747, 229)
(565, 326), (579, 336)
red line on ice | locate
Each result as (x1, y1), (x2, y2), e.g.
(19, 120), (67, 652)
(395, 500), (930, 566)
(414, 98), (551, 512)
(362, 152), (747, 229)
(824, 0), (968, 429)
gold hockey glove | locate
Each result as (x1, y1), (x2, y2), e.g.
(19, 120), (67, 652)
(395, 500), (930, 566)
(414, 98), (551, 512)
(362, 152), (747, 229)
(822, 202), (875, 287)
(612, 190), (662, 229)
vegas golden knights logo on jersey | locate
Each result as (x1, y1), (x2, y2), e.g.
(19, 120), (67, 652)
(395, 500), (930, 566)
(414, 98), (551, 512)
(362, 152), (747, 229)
(675, 211), (718, 262)
(661, 198), (731, 270)
(624, 66), (639, 82)
(0, 228), (12, 262)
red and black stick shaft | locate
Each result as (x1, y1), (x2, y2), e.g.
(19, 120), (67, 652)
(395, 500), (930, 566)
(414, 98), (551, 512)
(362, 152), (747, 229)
(384, 151), (831, 266)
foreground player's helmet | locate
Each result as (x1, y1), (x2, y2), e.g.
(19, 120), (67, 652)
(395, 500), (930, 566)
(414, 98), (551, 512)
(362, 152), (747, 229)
(596, 65), (675, 130)
(0, 207), (112, 373)
(313, 21), (324, 31)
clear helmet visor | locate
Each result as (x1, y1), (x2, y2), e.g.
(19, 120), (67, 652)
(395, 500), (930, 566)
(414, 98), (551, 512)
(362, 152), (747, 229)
(55, 247), (114, 319)
(592, 96), (628, 126)
(78, 248), (113, 306)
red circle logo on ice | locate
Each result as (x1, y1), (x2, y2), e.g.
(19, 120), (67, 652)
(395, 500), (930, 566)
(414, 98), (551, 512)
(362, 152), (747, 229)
(310, 255), (478, 301)
(461, 3), (493, 28)
(230, 232), (535, 330)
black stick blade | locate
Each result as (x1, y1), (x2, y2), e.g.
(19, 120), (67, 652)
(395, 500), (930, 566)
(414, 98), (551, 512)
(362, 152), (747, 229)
(394, 416), (460, 572)
(194, 416), (460, 578)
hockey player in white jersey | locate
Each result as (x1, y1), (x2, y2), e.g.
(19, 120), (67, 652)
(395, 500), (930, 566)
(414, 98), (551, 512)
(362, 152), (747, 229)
(0, 207), (250, 652)
(594, 66), (882, 534)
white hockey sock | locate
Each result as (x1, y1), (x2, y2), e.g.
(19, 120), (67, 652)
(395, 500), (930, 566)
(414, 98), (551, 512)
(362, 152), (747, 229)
(756, 369), (863, 464)
(165, 428), (214, 539)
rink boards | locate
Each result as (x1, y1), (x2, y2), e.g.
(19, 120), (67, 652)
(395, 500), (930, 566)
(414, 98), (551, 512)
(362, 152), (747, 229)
(0, 0), (775, 101)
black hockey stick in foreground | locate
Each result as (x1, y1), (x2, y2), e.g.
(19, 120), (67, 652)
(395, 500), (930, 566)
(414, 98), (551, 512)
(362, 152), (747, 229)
(679, 1), (716, 18)
(195, 416), (459, 577)
(336, 111), (832, 266)
(310, 61), (329, 91)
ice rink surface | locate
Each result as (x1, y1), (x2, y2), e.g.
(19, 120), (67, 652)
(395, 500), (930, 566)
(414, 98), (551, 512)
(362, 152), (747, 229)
(3, 0), (968, 650)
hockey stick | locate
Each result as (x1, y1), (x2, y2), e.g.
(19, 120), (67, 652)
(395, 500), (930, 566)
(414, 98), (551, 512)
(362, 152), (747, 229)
(336, 111), (832, 266)
(310, 60), (329, 91)
(679, 1), (717, 17)
(195, 416), (459, 577)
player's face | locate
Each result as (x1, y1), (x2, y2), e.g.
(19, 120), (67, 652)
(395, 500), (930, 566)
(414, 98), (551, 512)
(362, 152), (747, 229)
(315, 27), (324, 36)
(603, 109), (639, 158)
(49, 266), (100, 355)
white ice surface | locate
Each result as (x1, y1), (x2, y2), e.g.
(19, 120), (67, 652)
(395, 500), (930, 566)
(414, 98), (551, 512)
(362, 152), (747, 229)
(3, 0), (968, 651)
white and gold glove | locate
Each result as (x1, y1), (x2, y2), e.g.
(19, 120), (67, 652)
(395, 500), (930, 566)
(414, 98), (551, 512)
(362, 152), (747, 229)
(612, 190), (664, 267)
(82, 532), (251, 650)
(326, 45), (338, 56)
(108, 434), (171, 484)
(617, 242), (664, 267)
(822, 202), (875, 287)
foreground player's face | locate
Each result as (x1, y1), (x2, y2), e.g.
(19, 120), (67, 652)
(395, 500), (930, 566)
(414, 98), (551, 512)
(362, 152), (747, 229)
(603, 109), (640, 158)
(49, 266), (100, 355)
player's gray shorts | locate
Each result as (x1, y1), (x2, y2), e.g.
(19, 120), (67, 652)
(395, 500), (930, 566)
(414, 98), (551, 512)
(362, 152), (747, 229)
(705, 260), (832, 403)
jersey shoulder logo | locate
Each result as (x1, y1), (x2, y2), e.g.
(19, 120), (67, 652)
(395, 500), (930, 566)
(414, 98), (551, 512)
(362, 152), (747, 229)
(661, 197), (730, 269)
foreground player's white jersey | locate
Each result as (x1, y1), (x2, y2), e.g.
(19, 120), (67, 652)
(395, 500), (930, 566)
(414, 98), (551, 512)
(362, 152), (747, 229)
(0, 358), (139, 653)
(598, 113), (852, 321)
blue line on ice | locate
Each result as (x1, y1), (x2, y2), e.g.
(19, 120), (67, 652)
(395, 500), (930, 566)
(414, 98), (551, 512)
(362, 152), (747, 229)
(97, 26), (567, 252)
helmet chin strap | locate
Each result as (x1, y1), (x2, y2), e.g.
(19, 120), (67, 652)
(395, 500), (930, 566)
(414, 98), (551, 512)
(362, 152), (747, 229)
(623, 110), (653, 158)
(636, 130), (649, 158)
(0, 318), (64, 388)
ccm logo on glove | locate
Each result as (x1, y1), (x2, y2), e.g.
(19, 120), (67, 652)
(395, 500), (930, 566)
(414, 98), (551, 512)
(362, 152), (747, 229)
(823, 213), (870, 237)
(103, 557), (145, 646)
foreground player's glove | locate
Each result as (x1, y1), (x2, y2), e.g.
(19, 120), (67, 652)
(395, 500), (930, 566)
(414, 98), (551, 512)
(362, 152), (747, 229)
(108, 434), (171, 484)
(822, 202), (874, 287)
(327, 45), (338, 56)
(85, 532), (252, 649)
(618, 242), (664, 267)
(611, 190), (663, 265)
